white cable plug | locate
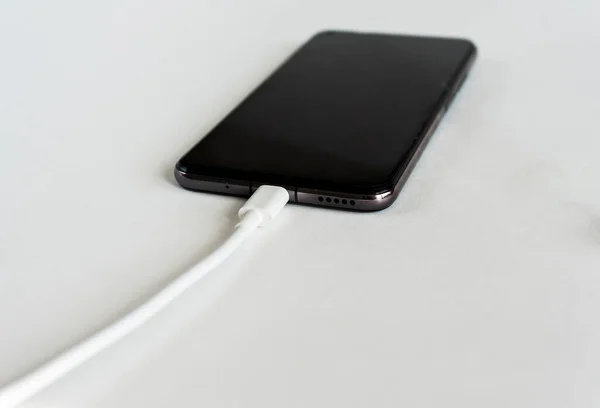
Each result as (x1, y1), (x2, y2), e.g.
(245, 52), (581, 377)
(0, 185), (289, 408)
(239, 185), (290, 226)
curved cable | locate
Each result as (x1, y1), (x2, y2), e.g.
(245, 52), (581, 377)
(0, 185), (289, 407)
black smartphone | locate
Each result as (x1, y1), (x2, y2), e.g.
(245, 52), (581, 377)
(175, 31), (476, 211)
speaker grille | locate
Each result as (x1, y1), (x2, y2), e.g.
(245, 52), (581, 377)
(317, 196), (355, 206)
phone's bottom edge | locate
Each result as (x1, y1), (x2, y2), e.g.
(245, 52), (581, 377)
(173, 169), (397, 212)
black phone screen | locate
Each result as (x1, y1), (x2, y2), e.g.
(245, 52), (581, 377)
(178, 31), (476, 194)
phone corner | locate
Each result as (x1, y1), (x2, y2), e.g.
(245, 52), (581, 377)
(311, 29), (345, 40)
(173, 163), (188, 188)
(357, 184), (400, 212)
(369, 191), (399, 212)
(461, 38), (478, 58)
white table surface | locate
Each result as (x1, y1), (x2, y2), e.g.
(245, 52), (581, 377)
(1, 0), (599, 407)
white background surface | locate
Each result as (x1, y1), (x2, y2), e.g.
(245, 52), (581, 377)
(1, 0), (599, 407)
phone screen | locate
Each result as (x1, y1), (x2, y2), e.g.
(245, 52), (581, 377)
(178, 31), (475, 194)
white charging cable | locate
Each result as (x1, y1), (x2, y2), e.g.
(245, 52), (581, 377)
(0, 185), (290, 408)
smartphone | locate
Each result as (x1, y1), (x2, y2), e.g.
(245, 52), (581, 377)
(175, 31), (476, 211)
